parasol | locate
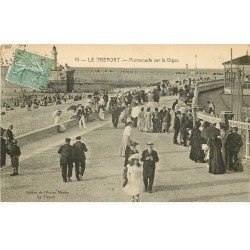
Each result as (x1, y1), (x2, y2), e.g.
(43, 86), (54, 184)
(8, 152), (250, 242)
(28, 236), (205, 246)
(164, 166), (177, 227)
(144, 88), (151, 94)
(52, 110), (61, 119)
(200, 126), (220, 140)
(67, 104), (81, 111)
(174, 102), (186, 112)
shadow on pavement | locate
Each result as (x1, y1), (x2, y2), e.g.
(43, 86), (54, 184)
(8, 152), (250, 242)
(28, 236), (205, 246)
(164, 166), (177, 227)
(169, 191), (250, 202)
(154, 178), (250, 193)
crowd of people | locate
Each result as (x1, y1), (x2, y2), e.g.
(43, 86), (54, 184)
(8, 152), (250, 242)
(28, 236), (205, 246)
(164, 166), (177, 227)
(58, 136), (88, 182)
(111, 81), (245, 201)
(0, 77), (246, 202)
(189, 121), (243, 174)
(2, 90), (109, 114)
(48, 91), (109, 132)
(0, 124), (21, 176)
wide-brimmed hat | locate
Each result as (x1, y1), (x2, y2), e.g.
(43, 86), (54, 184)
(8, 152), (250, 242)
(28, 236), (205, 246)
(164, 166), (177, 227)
(130, 141), (139, 146)
(127, 121), (134, 125)
(128, 153), (141, 161)
(147, 142), (154, 146)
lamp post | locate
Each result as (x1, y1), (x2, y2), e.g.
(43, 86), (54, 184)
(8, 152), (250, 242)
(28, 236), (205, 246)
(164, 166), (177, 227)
(195, 55), (197, 73)
(192, 82), (199, 127)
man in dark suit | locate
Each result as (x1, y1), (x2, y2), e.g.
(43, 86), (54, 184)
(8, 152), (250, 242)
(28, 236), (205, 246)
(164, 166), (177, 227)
(5, 124), (15, 153)
(58, 138), (74, 183)
(180, 112), (189, 146)
(123, 141), (139, 187)
(225, 126), (243, 171)
(111, 104), (120, 128)
(73, 136), (88, 181)
(5, 124), (14, 143)
(164, 108), (172, 132)
(173, 111), (181, 144)
(160, 107), (167, 132)
(172, 99), (178, 112)
(103, 91), (109, 107)
(1, 127), (7, 167)
(141, 142), (159, 193)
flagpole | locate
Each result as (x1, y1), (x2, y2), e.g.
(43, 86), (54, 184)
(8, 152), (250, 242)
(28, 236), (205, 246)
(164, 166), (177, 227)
(230, 48), (233, 111)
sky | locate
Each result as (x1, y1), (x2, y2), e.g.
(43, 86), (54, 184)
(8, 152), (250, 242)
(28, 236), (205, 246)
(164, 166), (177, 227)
(1, 44), (249, 69)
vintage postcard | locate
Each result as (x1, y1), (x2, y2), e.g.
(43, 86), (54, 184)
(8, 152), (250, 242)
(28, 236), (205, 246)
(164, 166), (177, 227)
(1, 44), (250, 202)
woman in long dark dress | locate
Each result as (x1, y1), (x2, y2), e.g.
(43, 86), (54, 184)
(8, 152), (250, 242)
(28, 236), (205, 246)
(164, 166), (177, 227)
(152, 108), (161, 133)
(208, 136), (226, 174)
(189, 122), (205, 162)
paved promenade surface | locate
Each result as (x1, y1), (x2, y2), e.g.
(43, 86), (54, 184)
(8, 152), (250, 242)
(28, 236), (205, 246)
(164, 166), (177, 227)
(1, 96), (250, 202)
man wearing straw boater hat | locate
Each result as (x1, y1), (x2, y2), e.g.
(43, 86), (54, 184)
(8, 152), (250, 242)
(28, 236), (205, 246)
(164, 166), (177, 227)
(141, 142), (159, 193)
(73, 136), (88, 181)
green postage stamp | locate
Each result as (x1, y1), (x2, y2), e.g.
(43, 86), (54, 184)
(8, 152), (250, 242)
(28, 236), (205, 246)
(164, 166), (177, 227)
(6, 49), (53, 90)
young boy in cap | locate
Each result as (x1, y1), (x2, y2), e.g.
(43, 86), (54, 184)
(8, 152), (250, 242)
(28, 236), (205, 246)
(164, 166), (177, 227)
(73, 136), (88, 181)
(58, 138), (74, 182)
(141, 142), (159, 193)
(6, 139), (21, 176)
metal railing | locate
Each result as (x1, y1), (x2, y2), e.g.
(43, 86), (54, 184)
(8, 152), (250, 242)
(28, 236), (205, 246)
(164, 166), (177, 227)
(196, 112), (221, 124)
(196, 79), (224, 93)
(193, 79), (250, 159)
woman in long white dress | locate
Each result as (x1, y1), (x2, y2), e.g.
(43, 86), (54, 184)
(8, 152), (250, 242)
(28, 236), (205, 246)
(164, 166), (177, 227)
(52, 110), (66, 133)
(53, 110), (61, 125)
(98, 106), (105, 120)
(119, 121), (133, 156)
(147, 91), (154, 102)
(143, 107), (152, 132)
(137, 107), (145, 131)
(123, 153), (143, 202)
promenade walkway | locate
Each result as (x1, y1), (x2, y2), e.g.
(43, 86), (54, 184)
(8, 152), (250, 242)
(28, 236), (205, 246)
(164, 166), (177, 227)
(1, 96), (250, 202)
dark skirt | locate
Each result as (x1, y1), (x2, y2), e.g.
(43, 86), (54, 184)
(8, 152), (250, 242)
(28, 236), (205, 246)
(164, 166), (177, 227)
(1, 151), (6, 166)
(152, 119), (161, 133)
(189, 129), (205, 162)
(189, 147), (205, 162)
(1, 138), (7, 166)
(208, 139), (226, 174)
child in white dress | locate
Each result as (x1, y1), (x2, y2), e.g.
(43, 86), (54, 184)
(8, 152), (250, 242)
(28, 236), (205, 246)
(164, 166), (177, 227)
(123, 153), (143, 202)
